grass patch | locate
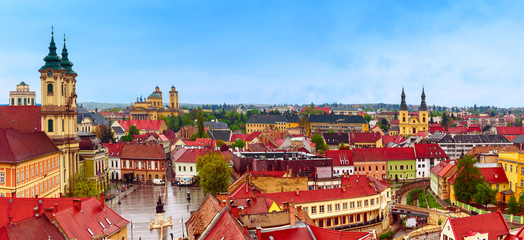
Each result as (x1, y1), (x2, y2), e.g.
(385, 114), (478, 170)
(426, 191), (444, 209)
(444, 199), (451, 205)
(406, 189), (423, 206)
(418, 191), (427, 208)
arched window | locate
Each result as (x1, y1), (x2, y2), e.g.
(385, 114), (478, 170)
(48, 119), (54, 132)
(47, 84), (53, 93)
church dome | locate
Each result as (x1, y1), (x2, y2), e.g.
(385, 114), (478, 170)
(148, 92), (162, 99)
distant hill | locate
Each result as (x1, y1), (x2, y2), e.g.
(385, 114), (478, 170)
(78, 102), (130, 110)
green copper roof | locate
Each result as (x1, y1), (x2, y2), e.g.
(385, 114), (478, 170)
(60, 39), (76, 74)
(148, 92), (161, 98)
(40, 33), (63, 71)
(19, 81), (27, 86)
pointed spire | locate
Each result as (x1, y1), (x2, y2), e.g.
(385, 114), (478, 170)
(60, 34), (75, 74)
(40, 26), (63, 71)
(419, 87), (427, 111)
(400, 87), (407, 110)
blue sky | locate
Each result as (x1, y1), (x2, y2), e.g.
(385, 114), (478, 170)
(1, 1), (524, 107)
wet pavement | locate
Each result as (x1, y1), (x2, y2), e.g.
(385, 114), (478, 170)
(112, 183), (205, 240)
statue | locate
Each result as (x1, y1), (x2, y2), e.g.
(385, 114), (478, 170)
(156, 195), (164, 213)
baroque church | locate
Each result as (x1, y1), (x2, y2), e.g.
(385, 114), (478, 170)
(398, 88), (429, 136)
(129, 85), (180, 120)
(39, 30), (80, 193)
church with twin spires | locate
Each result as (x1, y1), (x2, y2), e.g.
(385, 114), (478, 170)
(398, 88), (429, 136)
(39, 30), (80, 193)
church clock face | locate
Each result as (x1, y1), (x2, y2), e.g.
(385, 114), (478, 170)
(47, 71), (53, 77)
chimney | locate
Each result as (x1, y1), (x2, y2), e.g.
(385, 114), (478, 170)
(243, 225), (248, 236)
(73, 199), (82, 211)
(239, 206), (245, 215)
(231, 205), (239, 219)
(256, 227), (262, 240)
(282, 202), (289, 211)
(289, 201), (296, 226)
(100, 194), (105, 209)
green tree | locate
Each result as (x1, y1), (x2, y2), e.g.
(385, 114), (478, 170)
(67, 172), (99, 198)
(311, 134), (328, 154)
(129, 125), (139, 136)
(519, 193), (524, 210)
(453, 155), (483, 203)
(364, 115), (372, 123)
(231, 139), (245, 149)
(473, 182), (497, 207)
(196, 152), (230, 196)
(216, 139), (225, 147)
(509, 196), (519, 214)
(197, 108), (204, 138)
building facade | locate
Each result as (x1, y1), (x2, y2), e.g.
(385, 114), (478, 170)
(0, 128), (61, 198)
(39, 32), (80, 193)
(9, 81), (36, 106)
(398, 88), (429, 136)
(120, 143), (166, 182)
(498, 151), (524, 200)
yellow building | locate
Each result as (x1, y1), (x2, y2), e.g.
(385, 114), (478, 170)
(0, 128), (61, 198)
(246, 115), (289, 134)
(129, 86), (180, 120)
(450, 166), (511, 203)
(260, 176), (391, 229)
(39, 32), (80, 194)
(398, 88), (429, 136)
(498, 151), (524, 200)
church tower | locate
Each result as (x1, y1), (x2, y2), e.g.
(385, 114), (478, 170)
(169, 85), (178, 109)
(418, 88), (428, 131)
(39, 30), (79, 194)
(399, 87), (408, 135)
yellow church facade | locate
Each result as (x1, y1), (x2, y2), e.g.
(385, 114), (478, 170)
(39, 31), (80, 194)
(129, 86), (180, 120)
(398, 88), (429, 136)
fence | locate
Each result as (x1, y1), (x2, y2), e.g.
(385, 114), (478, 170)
(454, 201), (524, 224)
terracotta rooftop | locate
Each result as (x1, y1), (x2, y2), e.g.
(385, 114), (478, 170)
(324, 150), (354, 166)
(117, 119), (164, 131)
(0, 106), (41, 132)
(120, 142), (165, 160)
(414, 143), (449, 159)
(185, 194), (224, 240)
(0, 215), (67, 240)
(0, 128), (59, 164)
(466, 146), (519, 156)
(447, 211), (509, 240)
(479, 167), (509, 184)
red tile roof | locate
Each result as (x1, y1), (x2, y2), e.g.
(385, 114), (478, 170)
(248, 171), (287, 177)
(448, 211), (509, 240)
(299, 107), (331, 114)
(429, 124), (445, 133)
(0, 106), (41, 132)
(349, 132), (381, 144)
(51, 198), (129, 240)
(437, 163), (454, 177)
(466, 146), (519, 156)
(497, 127), (524, 136)
(324, 150), (354, 166)
(430, 161), (448, 176)
(0, 197), (85, 227)
(479, 167), (509, 184)
(414, 143), (449, 159)
(200, 207), (249, 240)
(231, 133), (247, 142)
(117, 120), (164, 131)
(102, 143), (124, 157)
(382, 135), (405, 145)
(261, 175), (382, 205)
(185, 194), (224, 239)
(120, 142), (165, 160)
(0, 215), (67, 240)
(308, 224), (371, 240)
(231, 196), (270, 215)
(0, 128), (59, 163)
(184, 138), (215, 147)
(247, 132), (262, 142)
(260, 225), (314, 240)
(384, 148), (416, 160)
(172, 148), (236, 164)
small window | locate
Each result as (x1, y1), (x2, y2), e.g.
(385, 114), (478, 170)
(319, 205), (325, 213)
(48, 119), (54, 132)
(0, 172), (4, 183)
(311, 206), (317, 214)
(343, 203), (348, 210)
(47, 84), (53, 93)
(327, 205), (332, 212)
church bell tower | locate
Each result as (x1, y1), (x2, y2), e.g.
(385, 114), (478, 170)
(39, 29), (80, 194)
